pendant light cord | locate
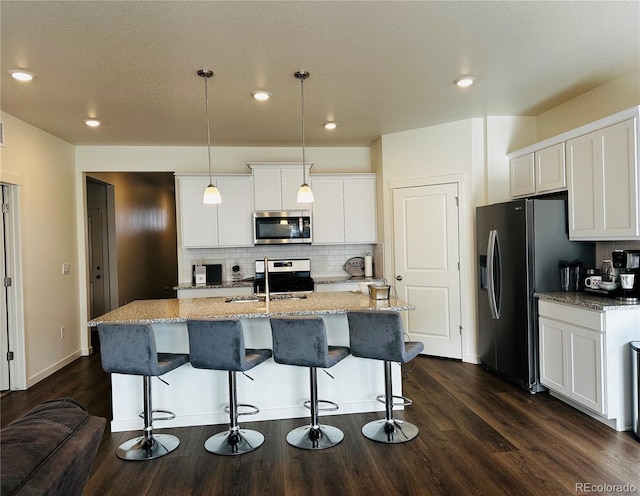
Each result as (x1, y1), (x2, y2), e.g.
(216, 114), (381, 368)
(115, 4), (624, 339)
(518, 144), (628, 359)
(300, 74), (306, 185)
(204, 73), (213, 186)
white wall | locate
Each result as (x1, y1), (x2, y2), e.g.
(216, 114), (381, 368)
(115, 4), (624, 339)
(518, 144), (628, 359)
(380, 118), (483, 364)
(537, 68), (640, 142)
(75, 146), (371, 174)
(0, 112), (81, 388)
(485, 116), (537, 204)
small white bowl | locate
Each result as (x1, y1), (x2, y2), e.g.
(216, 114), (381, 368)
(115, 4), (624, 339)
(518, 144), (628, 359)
(358, 282), (372, 295)
(599, 282), (617, 291)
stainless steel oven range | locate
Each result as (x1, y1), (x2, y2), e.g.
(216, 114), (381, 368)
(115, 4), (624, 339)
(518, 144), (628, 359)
(253, 258), (314, 294)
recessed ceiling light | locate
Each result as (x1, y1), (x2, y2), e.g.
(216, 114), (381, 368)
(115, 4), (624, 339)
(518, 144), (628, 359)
(84, 119), (101, 127)
(9, 70), (34, 82)
(454, 77), (475, 88)
(324, 122), (337, 130)
(251, 91), (271, 101)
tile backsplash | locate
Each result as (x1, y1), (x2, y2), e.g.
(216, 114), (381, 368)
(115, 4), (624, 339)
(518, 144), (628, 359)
(596, 240), (640, 266)
(181, 244), (378, 283)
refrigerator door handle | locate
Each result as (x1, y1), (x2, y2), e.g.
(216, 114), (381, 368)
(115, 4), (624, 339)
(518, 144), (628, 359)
(487, 229), (500, 320)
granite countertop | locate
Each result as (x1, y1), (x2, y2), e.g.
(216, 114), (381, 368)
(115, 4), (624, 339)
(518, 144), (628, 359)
(175, 276), (384, 290)
(312, 276), (384, 284)
(535, 292), (640, 311)
(88, 291), (415, 326)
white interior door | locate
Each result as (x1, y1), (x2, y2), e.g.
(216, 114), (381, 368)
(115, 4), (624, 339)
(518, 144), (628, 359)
(393, 183), (462, 359)
(1, 186), (10, 390)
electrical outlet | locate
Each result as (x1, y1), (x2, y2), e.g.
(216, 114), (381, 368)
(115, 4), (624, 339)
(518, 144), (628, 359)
(60, 327), (65, 339)
(62, 263), (70, 275)
(320, 256), (329, 265)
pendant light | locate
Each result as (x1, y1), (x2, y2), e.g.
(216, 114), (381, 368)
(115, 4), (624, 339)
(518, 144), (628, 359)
(295, 71), (314, 203)
(198, 69), (222, 204)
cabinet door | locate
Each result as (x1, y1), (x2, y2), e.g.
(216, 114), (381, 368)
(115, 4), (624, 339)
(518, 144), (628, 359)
(536, 143), (566, 193)
(567, 132), (598, 238)
(510, 153), (535, 197)
(179, 178), (218, 247)
(539, 317), (566, 394)
(568, 325), (604, 414)
(568, 118), (639, 240)
(253, 168), (281, 211)
(600, 118), (638, 237)
(311, 178), (345, 243)
(344, 177), (376, 243)
(217, 177), (253, 247)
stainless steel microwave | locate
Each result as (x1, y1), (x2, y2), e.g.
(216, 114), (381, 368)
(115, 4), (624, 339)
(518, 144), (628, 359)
(254, 211), (312, 244)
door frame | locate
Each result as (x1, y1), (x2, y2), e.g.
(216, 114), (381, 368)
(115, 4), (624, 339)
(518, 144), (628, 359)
(1, 183), (27, 390)
(388, 173), (477, 364)
(83, 176), (118, 354)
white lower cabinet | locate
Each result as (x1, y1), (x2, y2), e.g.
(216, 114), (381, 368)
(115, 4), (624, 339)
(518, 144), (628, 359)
(538, 300), (640, 431)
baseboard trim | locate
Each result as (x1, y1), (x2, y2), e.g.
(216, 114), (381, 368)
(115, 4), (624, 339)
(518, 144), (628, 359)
(27, 350), (83, 388)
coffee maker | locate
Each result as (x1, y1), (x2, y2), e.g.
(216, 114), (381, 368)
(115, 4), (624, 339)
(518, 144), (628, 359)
(612, 250), (640, 302)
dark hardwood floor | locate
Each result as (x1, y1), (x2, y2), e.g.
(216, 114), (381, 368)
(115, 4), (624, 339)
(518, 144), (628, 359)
(2, 351), (639, 495)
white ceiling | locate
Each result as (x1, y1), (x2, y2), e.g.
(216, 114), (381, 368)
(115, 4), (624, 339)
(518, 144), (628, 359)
(2, 1), (639, 147)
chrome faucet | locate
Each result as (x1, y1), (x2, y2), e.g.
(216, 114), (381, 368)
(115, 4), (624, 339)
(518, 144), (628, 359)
(263, 256), (270, 309)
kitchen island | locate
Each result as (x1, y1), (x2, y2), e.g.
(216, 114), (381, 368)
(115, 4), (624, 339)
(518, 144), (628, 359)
(88, 292), (415, 432)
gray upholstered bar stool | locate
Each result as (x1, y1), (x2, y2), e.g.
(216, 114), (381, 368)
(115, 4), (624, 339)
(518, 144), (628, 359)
(97, 322), (189, 460)
(347, 310), (424, 443)
(187, 319), (272, 455)
(270, 316), (349, 450)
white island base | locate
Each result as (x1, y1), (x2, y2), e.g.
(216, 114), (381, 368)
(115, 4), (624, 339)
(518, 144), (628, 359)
(109, 314), (398, 432)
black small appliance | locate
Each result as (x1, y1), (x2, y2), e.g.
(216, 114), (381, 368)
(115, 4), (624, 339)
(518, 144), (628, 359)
(612, 249), (640, 302)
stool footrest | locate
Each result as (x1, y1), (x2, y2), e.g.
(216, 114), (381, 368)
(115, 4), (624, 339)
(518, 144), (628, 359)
(303, 399), (339, 412)
(138, 409), (176, 422)
(224, 403), (260, 416)
(376, 394), (413, 407)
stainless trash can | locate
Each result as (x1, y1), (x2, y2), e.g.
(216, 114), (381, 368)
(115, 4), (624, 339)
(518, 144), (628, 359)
(631, 341), (640, 441)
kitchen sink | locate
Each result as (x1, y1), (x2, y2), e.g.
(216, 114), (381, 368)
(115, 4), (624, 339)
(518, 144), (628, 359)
(225, 294), (309, 303)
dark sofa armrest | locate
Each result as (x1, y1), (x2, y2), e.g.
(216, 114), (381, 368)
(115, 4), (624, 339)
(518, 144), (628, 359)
(1, 397), (106, 496)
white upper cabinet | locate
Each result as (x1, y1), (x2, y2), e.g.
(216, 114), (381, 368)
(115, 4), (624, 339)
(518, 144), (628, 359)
(216, 177), (254, 246)
(311, 174), (377, 244)
(177, 175), (253, 248)
(178, 177), (219, 247)
(567, 117), (639, 240)
(510, 143), (566, 198)
(509, 153), (535, 197)
(536, 143), (566, 193)
(248, 163), (311, 211)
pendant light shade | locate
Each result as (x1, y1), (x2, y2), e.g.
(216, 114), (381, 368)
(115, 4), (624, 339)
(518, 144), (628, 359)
(295, 71), (313, 203)
(203, 184), (222, 204)
(198, 68), (222, 204)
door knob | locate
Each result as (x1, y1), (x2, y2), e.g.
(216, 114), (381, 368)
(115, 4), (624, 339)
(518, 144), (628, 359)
(396, 275), (403, 281)
(96, 275), (102, 279)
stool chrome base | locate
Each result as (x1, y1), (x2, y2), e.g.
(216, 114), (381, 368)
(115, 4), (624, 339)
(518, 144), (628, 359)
(116, 433), (180, 460)
(286, 424), (344, 450)
(361, 418), (419, 444)
(204, 428), (265, 456)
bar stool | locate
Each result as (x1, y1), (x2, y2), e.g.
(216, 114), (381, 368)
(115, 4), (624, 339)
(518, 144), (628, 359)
(97, 322), (189, 460)
(347, 310), (424, 443)
(187, 319), (272, 455)
(270, 316), (349, 450)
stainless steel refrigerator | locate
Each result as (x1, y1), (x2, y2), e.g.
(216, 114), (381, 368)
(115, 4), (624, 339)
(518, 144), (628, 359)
(476, 198), (594, 393)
